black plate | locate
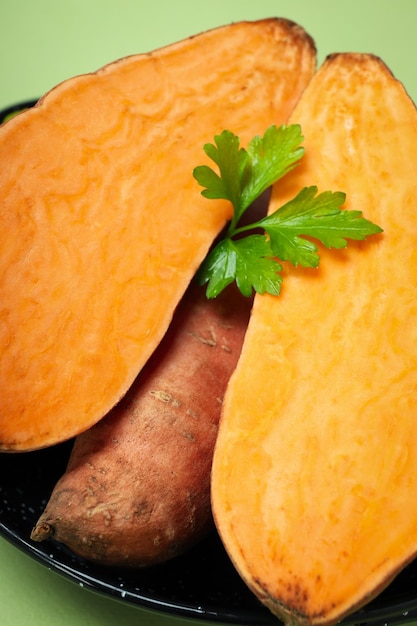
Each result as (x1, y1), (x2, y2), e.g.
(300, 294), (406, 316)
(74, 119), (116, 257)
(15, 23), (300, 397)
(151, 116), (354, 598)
(1, 440), (417, 626)
(2, 101), (417, 626)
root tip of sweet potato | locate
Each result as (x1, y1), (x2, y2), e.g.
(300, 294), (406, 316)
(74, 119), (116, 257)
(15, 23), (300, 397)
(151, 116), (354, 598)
(30, 521), (54, 542)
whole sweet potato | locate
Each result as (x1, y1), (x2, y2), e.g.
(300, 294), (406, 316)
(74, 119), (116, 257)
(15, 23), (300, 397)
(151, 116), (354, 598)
(31, 279), (252, 566)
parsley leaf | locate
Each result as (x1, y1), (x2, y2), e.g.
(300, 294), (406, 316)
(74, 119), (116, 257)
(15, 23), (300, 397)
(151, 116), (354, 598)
(258, 186), (382, 268)
(194, 130), (248, 216)
(194, 124), (304, 230)
(193, 124), (383, 298)
(201, 236), (282, 299)
(241, 124), (304, 215)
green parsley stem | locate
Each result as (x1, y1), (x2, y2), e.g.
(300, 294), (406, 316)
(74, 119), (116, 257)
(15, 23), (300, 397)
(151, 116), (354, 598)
(228, 218), (265, 238)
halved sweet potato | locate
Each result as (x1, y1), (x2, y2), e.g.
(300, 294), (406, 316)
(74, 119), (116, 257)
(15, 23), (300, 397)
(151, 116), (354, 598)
(0, 18), (316, 451)
(211, 53), (417, 626)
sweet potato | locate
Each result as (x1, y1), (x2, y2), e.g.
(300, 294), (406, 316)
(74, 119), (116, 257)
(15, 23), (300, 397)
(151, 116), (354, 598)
(0, 18), (316, 451)
(30, 277), (252, 566)
(211, 53), (417, 626)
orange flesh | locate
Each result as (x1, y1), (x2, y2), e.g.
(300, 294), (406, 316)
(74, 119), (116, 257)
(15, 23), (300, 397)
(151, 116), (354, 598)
(211, 53), (417, 626)
(0, 19), (316, 451)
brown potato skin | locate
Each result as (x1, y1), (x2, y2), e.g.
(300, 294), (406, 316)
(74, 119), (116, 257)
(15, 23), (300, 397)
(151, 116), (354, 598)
(31, 279), (252, 567)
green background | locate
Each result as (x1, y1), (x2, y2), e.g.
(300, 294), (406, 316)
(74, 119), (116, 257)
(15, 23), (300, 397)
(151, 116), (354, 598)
(1, 1), (417, 625)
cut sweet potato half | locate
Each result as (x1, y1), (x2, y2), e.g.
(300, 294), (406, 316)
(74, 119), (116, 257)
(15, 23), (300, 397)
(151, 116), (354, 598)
(0, 19), (316, 451)
(211, 53), (417, 626)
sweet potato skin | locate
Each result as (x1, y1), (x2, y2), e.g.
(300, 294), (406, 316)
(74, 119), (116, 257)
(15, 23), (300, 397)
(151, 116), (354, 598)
(31, 279), (252, 567)
(0, 18), (316, 452)
(211, 54), (417, 626)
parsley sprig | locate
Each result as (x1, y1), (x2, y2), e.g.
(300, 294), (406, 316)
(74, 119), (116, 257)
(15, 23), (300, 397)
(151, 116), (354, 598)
(193, 124), (383, 299)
